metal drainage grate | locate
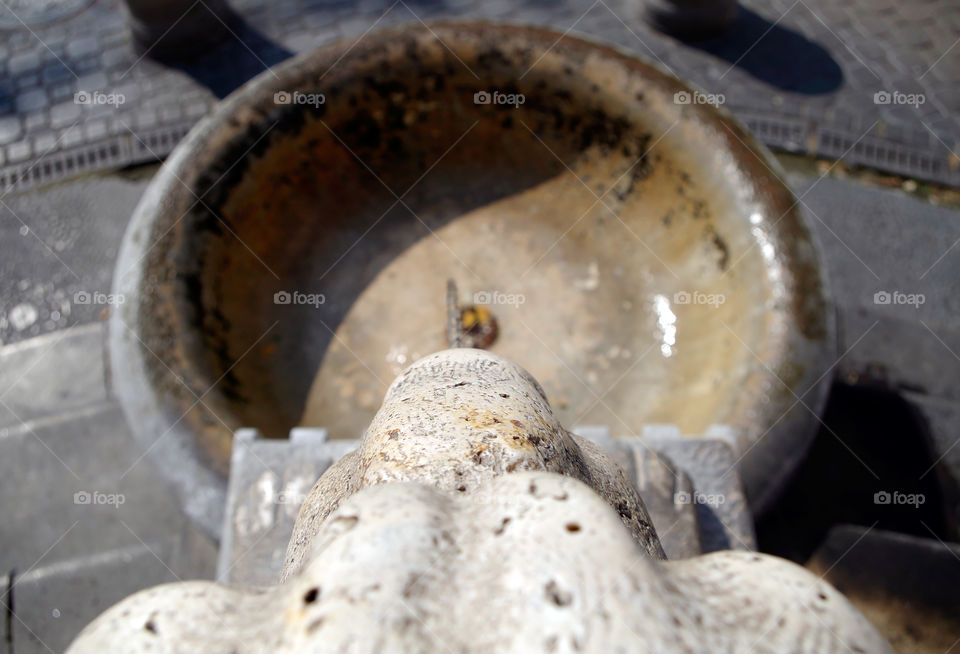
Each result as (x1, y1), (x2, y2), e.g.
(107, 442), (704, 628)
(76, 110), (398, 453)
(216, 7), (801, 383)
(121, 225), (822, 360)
(1, 111), (956, 194)
(735, 110), (960, 188)
(0, 121), (194, 193)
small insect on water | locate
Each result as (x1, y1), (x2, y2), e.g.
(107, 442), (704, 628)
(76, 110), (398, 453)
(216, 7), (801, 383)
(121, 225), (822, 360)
(446, 280), (499, 349)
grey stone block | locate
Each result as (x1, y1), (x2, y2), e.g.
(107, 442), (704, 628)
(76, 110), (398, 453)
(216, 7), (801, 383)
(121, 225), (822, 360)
(638, 431), (756, 552)
(218, 428), (358, 587)
(630, 448), (701, 559)
(219, 422), (755, 585)
(573, 425), (701, 559)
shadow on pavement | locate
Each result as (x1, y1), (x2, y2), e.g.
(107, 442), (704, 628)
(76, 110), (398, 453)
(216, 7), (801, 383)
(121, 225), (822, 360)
(172, 17), (294, 99)
(690, 6), (843, 94)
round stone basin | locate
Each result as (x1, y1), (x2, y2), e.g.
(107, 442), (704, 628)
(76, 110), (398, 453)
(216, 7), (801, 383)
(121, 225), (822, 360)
(111, 22), (834, 536)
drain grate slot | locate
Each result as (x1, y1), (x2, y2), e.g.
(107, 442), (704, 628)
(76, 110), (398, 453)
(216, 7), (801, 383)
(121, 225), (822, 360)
(0, 121), (196, 193)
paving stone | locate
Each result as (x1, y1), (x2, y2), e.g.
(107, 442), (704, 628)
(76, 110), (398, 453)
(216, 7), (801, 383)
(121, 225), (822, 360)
(75, 57), (101, 75)
(100, 28), (129, 49)
(133, 109), (157, 130)
(7, 32), (28, 49)
(15, 73), (39, 90)
(15, 89), (48, 113)
(108, 119), (128, 136)
(185, 99), (209, 118)
(60, 127), (84, 148)
(8, 51), (40, 76)
(11, 543), (205, 654)
(113, 82), (140, 104)
(7, 139), (32, 163)
(83, 119), (108, 142)
(51, 84), (74, 102)
(41, 63), (73, 86)
(75, 72), (109, 93)
(66, 36), (100, 60)
(33, 133), (57, 154)
(100, 45), (130, 69)
(50, 101), (83, 129)
(0, 402), (207, 576)
(0, 115), (23, 146)
(156, 104), (182, 122)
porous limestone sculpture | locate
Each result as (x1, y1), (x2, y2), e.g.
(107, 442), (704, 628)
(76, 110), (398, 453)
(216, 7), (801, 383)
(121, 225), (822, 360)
(67, 349), (891, 653)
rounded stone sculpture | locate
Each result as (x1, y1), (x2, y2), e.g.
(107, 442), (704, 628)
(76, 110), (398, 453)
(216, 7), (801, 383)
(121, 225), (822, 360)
(67, 350), (890, 653)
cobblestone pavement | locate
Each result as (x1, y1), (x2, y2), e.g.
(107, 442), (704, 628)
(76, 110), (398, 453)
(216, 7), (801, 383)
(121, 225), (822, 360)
(0, 0), (958, 192)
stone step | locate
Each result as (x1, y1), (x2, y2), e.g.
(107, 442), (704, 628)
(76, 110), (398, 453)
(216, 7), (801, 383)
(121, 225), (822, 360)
(9, 539), (211, 654)
(0, 400), (216, 594)
(0, 323), (108, 430)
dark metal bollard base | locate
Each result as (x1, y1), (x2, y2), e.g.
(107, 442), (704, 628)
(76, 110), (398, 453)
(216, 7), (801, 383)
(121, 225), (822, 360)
(642, 0), (739, 40)
(123, 0), (239, 63)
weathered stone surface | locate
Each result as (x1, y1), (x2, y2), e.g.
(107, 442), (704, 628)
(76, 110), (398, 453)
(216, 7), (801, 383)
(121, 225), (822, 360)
(68, 473), (889, 653)
(283, 349), (667, 576)
(66, 349), (891, 653)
